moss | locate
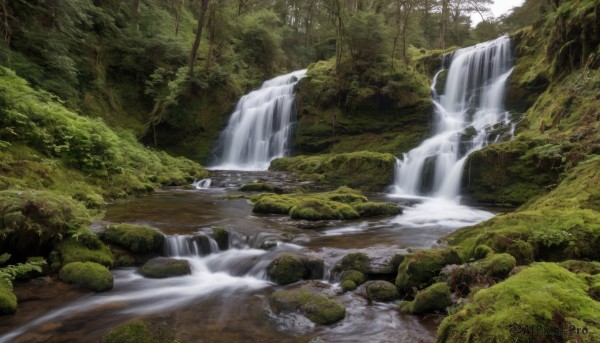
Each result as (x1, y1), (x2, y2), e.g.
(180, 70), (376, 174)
(239, 182), (283, 194)
(340, 270), (366, 285)
(270, 288), (346, 325)
(341, 280), (357, 292)
(335, 253), (370, 274)
(401, 282), (452, 315)
(59, 261), (113, 292)
(472, 245), (493, 260)
(139, 258), (191, 279)
(438, 263), (600, 343)
(266, 253), (324, 285)
(101, 224), (165, 254)
(366, 281), (398, 302)
(395, 248), (462, 295)
(212, 227), (229, 251)
(560, 260), (600, 275)
(269, 151), (397, 192)
(55, 239), (114, 268)
(252, 195), (299, 215)
(352, 202), (402, 217)
(102, 321), (177, 343)
(0, 278), (17, 315)
(588, 283), (600, 301)
(474, 253), (516, 279)
(505, 240), (535, 265)
(290, 199), (359, 221)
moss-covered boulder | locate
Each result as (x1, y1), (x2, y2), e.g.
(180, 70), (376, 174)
(366, 281), (398, 302)
(334, 252), (370, 274)
(212, 227), (229, 251)
(474, 253), (516, 279)
(290, 199), (359, 220)
(59, 261), (113, 292)
(140, 258), (191, 279)
(341, 280), (357, 292)
(266, 253), (324, 285)
(352, 202), (402, 217)
(101, 224), (164, 254)
(270, 288), (346, 325)
(438, 263), (600, 342)
(400, 282), (452, 314)
(239, 182), (283, 194)
(270, 151), (397, 192)
(252, 194), (299, 215)
(395, 248), (462, 294)
(102, 321), (177, 343)
(0, 278), (17, 315)
(340, 270), (366, 285)
(54, 238), (114, 268)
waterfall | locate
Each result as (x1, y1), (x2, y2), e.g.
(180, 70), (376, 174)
(393, 36), (514, 199)
(192, 178), (212, 189)
(211, 69), (307, 171)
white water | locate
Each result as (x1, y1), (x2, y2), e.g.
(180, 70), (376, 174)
(390, 36), (514, 227)
(211, 69), (307, 171)
(192, 178), (212, 189)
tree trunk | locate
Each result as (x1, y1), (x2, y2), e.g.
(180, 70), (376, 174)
(204, 0), (217, 70)
(134, 0), (141, 32)
(438, 0), (449, 49)
(188, 0), (209, 77)
(175, 0), (184, 36)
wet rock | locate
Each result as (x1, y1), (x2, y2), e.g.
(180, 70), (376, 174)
(270, 288), (346, 325)
(339, 270), (366, 292)
(212, 227), (229, 251)
(366, 281), (398, 302)
(365, 253), (405, 275)
(395, 248), (462, 294)
(475, 253), (516, 279)
(290, 199), (359, 221)
(239, 182), (284, 194)
(0, 278), (17, 314)
(258, 240), (278, 250)
(59, 261), (113, 292)
(341, 280), (357, 292)
(101, 224), (164, 254)
(140, 258), (191, 279)
(352, 202), (402, 217)
(267, 253), (324, 285)
(190, 234), (214, 255)
(334, 252), (370, 274)
(102, 321), (176, 343)
(399, 282), (452, 314)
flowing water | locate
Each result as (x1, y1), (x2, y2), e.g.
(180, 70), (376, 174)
(390, 36), (514, 227)
(210, 70), (307, 171)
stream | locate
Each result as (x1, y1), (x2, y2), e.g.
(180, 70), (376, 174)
(0, 170), (499, 343)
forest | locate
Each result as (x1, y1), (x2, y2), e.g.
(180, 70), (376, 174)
(0, 0), (599, 342)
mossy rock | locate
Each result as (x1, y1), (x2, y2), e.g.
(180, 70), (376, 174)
(102, 321), (177, 343)
(239, 182), (283, 194)
(335, 252), (370, 274)
(212, 227), (229, 251)
(341, 279), (357, 292)
(560, 260), (600, 275)
(270, 288), (346, 325)
(505, 239), (534, 265)
(266, 253), (324, 285)
(400, 282), (452, 314)
(395, 248), (462, 294)
(101, 224), (164, 254)
(59, 261), (113, 292)
(290, 199), (359, 221)
(352, 202), (402, 217)
(252, 195), (299, 215)
(0, 278), (17, 315)
(472, 244), (493, 260)
(140, 258), (191, 279)
(55, 239), (114, 267)
(340, 270), (366, 285)
(366, 281), (399, 302)
(438, 263), (600, 342)
(474, 253), (516, 279)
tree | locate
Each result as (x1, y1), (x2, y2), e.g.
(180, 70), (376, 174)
(188, 0), (209, 77)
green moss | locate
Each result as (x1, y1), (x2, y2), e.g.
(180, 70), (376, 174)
(588, 283), (600, 301)
(474, 253), (516, 279)
(270, 151), (396, 192)
(401, 282), (452, 314)
(341, 280), (357, 292)
(239, 182), (283, 194)
(366, 281), (398, 302)
(472, 245), (493, 260)
(560, 260), (600, 275)
(102, 321), (177, 343)
(212, 227), (229, 251)
(438, 263), (600, 343)
(335, 253), (370, 274)
(101, 224), (164, 254)
(340, 270), (366, 286)
(270, 288), (346, 325)
(0, 278), (17, 315)
(266, 253), (324, 285)
(352, 202), (402, 217)
(395, 248), (462, 295)
(59, 261), (113, 292)
(252, 195), (299, 215)
(290, 199), (359, 221)
(139, 258), (191, 279)
(55, 239), (114, 267)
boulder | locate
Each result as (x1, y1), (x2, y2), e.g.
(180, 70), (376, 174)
(366, 281), (399, 302)
(395, 248), (462, 294)
(59, 261), (113, 292)
(140, 258), (191, 279)
(270, 288), (346, 325)
(267, 253), (324, 285)
(101, 224), (164, 254)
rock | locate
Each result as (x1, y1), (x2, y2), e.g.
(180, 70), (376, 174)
(334, 252), (370, 273)
(270, 288), (346, 325)
(505, 240), (534, 265)
(140, 258), (191, 279)
(101, 321), (176, 343)
(352, 202), (402, 217)
(290, 199), (359, 221)
(101, 224), (164, 254)
(239, 182), (283, 194)
(395, 248), (462, 294)
(190, 234), (214, 255)
(401, 282), (452, 314)
(59, 262), (113, 292)
(474, 253), (516, 279)
(340, 270), (366, 285)
(267, 253), (324, 285)
(0, 278), (17, 314)
(212, 227), (229, 250)
(366, 281), (398, 302)
(341, 280), (357, 292)
(55, 239), (114, 267)
(259, 241), (278, 250)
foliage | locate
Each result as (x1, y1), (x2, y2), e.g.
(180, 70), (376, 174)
(0, 278), (17, 315)
(0, 254), (46, 282)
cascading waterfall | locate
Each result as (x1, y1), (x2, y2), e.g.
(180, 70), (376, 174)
(393, 36), (514, 199)
(211, 69), (307, 171)
(390, 36), (514, 229)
